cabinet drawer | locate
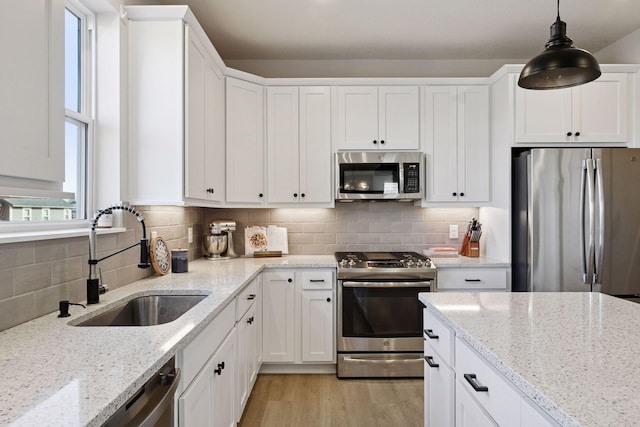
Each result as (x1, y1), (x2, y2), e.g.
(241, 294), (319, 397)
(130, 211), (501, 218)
(300, 270), (334, 290)
(455, 337), (520, 426)
(437, 268), (507, 291)
(236, 277), (260, 321)
(423, 308), (453, 366)
(181, 301), (235, 387)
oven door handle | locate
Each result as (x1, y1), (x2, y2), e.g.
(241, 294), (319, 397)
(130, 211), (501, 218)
(342, 281), (432, 288)
(342, 356), (424, 364)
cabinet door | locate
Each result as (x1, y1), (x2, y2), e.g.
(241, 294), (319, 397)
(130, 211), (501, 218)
(457, 86), (489, 202)
(213, 330), (236, 427)
(180, 330), (235, 427)
(267, 87), (300, 203)
(379, 86), (420, 150)
(262, 271), (295, 362)
(424, 347), (454, 427)
(185, 28), (225, 203)
(455, 380), (498, 427)
(301, 289), (334, 362)
(235, 305), (252, 421)
(299, 87), (332, 203)
(572, 73), (628, 143)
(0, 0), (64, 184)
(515, 86), (571, 144)
(226, 77), (265, 203)
(336, 86), (379, 150)
(424, 86), (458, 202)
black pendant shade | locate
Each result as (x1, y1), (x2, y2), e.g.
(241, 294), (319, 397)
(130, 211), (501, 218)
(518, 7), (601, 90)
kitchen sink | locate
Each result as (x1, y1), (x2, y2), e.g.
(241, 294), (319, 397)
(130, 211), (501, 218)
(75, 294), (207, 327)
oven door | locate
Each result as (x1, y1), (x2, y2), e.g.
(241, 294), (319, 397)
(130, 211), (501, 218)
(337, 280), (432, 352)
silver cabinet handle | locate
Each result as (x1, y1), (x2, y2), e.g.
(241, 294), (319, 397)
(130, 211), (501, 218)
(594, 158), (604, 284)
(580, 159), (588, 284)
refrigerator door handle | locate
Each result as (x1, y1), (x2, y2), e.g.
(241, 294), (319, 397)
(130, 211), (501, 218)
(586, 159), (596, 285)
(580, 160), (589, 284)
(594, 158), (604, 284)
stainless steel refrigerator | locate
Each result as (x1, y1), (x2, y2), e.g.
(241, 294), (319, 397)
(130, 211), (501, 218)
(512, 148), (640, 297)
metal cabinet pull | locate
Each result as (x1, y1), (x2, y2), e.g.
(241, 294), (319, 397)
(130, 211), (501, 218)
(464, 373), (488, 392)
(424, 329), (439, 339)
(464, 279), (481, 282)
(424, 356), (439, 368)
(309, 279), (325, 283)
(247, 294), (256, 300)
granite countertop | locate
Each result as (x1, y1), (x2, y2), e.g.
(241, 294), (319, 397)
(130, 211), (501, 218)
(419, 292), (640, 427)
(431, 256), (510, 268)
(0, 255), (336, 427)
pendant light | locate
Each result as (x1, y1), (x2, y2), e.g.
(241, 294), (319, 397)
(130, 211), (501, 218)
(518, 0), (601, 90)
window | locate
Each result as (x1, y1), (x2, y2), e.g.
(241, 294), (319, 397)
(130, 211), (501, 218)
(0, 1), (93, 226)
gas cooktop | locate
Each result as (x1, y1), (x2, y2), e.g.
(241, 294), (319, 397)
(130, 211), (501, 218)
(335, 251), (436, 280)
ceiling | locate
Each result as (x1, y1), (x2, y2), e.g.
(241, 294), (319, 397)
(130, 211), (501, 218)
(127, 0), (640, 62)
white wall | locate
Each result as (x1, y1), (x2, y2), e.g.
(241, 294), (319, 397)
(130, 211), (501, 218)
(596, 28), (640, 63)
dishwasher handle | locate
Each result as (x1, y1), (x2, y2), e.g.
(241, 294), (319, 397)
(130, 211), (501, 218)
(103, 357), (181, 427)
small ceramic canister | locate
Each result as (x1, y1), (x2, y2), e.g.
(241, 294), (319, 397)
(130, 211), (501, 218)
(171, 249), (189, 273)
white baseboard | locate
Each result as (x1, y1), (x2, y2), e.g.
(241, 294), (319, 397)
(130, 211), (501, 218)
(259, 363), (336, 374)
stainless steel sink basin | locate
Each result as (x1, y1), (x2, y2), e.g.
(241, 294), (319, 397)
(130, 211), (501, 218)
(75, 294), (207, 326)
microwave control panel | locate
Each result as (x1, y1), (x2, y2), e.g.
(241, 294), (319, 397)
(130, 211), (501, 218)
(403, 163), (420, 193)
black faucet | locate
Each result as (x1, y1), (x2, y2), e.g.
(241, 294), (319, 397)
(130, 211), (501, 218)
(87, 204), (151, 304)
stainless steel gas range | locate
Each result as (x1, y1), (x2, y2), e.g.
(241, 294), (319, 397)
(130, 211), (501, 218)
(335, 251), (436, 378)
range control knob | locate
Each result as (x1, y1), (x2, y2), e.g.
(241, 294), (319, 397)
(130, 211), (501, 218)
(406, 259), (416, 268)
(348, 259), (356, 267)
(339, 259), (348, 267)
(416, 259), (425, 267)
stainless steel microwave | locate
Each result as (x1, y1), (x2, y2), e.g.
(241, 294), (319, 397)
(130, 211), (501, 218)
(335, 151), (424, 201)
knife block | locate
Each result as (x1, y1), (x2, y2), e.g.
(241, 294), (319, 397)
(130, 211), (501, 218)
(459, 235), (480, 257)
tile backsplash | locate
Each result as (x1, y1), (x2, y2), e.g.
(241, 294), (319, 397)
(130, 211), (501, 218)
(205, 203), (479, 256)
(0, 203), (476, 332)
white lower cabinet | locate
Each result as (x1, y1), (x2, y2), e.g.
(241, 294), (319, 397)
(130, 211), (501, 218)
(179, 328), (236, 427)
(262, 269), (335, 365)
(423, 308), (559, 427)
(235, 277), (261, 422)
(424, 341), (454, 427)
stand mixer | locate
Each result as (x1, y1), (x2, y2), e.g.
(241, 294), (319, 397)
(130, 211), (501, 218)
(204, 220), (239, 260)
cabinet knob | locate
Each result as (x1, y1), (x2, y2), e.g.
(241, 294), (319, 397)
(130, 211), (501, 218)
(301, 193), (305, 198)
(373, 140), (378, 144)
(294, 193), (298, 198)
(326, 297), (331, 302)
(567, 132), (573, 137)
(380, 140), (385, 145)
(259, 193), (264, 198)
(575, 131), (581, 137)
(460, 192), (464, 197)
(288, 278), (293, 283)
(452, 192), (457, 196)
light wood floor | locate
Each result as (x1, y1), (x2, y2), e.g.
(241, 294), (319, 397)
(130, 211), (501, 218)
(238, 374), (424, 427)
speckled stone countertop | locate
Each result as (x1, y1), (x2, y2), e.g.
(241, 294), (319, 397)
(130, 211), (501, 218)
(0, 255), (336, 427)
(431, 256), (510, 268)
(419, 292), (640, 427)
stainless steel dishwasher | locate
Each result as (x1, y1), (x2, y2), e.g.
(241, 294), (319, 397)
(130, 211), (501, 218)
(102, 357), (180, 427)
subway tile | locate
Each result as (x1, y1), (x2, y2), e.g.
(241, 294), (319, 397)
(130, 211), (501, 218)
(390, 222), (412, 233)
(14, 262), (53, 295)
(35, 239), (67, 262)
(337, 233), (358, 244)
(303, 223), (325, 233)
(0, 242), (34, 269)
(289, 233), (315, 245)
(67, 278), (86, 303)
(401, 233), (424, 244)
(423, 208), (448, 222)
(358, 234), (380, 244)
(34, 284), (68, 316)
(0, 294), (35, 331)
(52, 257), (84, 285)
(0, 268), (14, 299)
(314, 233), (336, 244)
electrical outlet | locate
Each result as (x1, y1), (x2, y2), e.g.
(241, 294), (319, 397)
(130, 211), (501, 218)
(188, 227), (193, 244)
(151, 231), (158, 239)
(449, 224), (459, 239)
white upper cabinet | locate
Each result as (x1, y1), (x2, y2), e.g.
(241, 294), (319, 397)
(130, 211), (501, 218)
(184, 28), (225, 203)
(0, 0), (64, 187)
(127, 7), (225, 206)
(267, 86), (332, 205)
(336, 86), (420, 150)
(423, 85), (489, 204)
(226, 77), (265, 204)
(515, 73), (628, 144)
